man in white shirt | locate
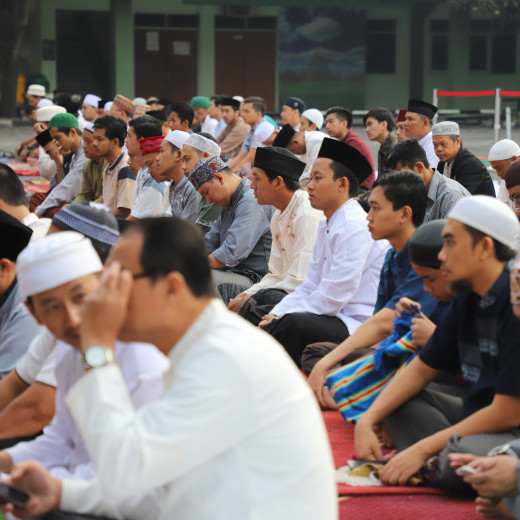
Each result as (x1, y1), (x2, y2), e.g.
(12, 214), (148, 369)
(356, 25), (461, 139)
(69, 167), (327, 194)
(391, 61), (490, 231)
(273, 124), (327, 181)
(190, 96), (218, 135)
(0, 232), (168, 483)
(260, 138), (388, 366)
(3, 217), (337, 520)
(405, 99), (439, 170)
(228, 146), (322, 324)
(81, 94), (102, 122)
(489, 139), (520, 205)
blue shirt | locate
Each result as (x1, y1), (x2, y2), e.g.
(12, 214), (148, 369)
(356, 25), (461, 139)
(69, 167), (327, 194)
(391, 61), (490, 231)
(374, 240), (438, 316)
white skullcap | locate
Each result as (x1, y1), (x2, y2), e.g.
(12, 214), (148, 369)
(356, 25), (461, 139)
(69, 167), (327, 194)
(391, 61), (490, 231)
(83, 121), (94, 133)
(133, 97), (147, 106)
(165, 130), (190, 150)
(36, 105), (66, 122)
(184, 133), (221, 156)
(448, 195), (519, 250)
(233, 95), (244, 103)
(488, 139), (520, 161)
(104, 101), (113, 112)
(83, 94), (101, 108)
(302, 108), (324, 129)
(17, 231), (103, 298)
(254, 121), (276, 143)
(37, 98), (53, 108)
(27, 84), (46, 97)
(432, 121), (460, 136)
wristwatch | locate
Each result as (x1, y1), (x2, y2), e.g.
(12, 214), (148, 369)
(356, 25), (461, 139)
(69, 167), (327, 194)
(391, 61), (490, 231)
(83, 345), (115, 370)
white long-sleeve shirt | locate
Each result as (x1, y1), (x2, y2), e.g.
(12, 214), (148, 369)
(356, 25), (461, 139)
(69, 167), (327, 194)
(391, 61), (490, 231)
(244, 189), (322, 296)
(15, 328), (57, 387)
(8, 340), (169, 480)
(37, 146), (57, 181)
(63, 300), (337, 520)
(271, 198), (389, 333)
(419, 130), (439, 170)
(299, 131), (328, 181)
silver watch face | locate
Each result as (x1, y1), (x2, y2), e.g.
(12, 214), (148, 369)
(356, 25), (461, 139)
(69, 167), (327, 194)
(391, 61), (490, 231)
(85, 345), (110, 368)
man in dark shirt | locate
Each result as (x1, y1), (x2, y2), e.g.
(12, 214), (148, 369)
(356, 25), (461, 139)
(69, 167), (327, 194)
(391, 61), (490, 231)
(354, 195), (520, 494)
(433, 121), (495, 197)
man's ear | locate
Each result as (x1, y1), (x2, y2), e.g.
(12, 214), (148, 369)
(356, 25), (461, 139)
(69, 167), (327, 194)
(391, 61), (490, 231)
(337, 176), (349, 192)
(164, 271), (186, 299)
(400, 205), (413, 223)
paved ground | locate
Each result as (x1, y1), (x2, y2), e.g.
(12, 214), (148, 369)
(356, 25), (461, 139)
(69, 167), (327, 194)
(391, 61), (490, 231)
(2, 117), (519, 181)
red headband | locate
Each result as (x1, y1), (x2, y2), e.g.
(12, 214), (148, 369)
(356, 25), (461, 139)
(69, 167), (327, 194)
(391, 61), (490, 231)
(139, 135), (164, 155)
(396, 109), (407, 123)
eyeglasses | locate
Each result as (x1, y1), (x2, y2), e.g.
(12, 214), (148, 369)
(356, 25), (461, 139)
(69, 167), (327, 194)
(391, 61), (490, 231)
(509, 193), (520, 204)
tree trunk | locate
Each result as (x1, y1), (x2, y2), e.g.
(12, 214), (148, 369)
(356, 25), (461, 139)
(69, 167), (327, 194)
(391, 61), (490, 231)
(0, 0), (37, 118)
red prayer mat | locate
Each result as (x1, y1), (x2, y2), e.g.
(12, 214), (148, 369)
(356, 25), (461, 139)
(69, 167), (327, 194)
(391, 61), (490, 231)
(338, 494), (481, 519)
(323, 411), (445, 496)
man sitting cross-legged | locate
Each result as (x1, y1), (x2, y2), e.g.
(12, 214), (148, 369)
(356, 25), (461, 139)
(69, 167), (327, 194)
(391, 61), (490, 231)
(227, 147), (322, 324)
(260, 138), (388, 367)
(354, 196), (520, 494)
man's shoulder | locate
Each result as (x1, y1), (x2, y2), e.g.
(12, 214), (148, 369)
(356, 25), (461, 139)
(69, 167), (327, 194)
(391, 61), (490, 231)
(455, 147), (487, 171)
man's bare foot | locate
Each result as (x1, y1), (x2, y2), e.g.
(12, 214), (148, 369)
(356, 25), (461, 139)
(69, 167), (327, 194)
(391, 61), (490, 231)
(321, 386), (338, 410)
(476, 497), (516, 520)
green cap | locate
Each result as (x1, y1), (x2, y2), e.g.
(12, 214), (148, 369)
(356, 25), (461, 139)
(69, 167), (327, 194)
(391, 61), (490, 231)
(49, 112), (80, 130)
(190, 96), (210, 109)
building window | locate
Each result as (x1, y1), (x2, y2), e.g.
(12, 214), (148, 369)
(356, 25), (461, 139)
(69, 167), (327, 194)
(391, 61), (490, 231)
(366, 19), (396, 74)
(430, 19), (449, 72)
(469, 21), (516, 73)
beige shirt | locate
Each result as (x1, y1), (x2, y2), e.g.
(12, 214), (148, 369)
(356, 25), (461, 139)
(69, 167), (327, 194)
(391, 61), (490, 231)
(101, 151), (135, 212)
(218, 119), (250, 159)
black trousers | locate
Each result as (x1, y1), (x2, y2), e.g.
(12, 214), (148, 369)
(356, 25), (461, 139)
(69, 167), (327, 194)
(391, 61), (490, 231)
(262, 312), (349, 367)
(239, 288), (288, 326)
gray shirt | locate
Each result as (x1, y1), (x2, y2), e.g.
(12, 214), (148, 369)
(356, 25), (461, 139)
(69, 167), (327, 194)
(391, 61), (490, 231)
(425, 170), (470, 222)
(205, 178), (273, 280)
(36, 142), (86, 216)
(170, 175), (201, 222)
(0, 280), (42, 378)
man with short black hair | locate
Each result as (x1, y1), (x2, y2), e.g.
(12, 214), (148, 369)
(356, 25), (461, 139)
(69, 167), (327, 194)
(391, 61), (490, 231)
(405, 99), (438, 169)
(167, 102), (194, 133)
(386, 138), (470, 221)
(228, 96), (267, 172)
(281, 97), (306, 130)
(94, 115), (135, 217)
(261, 139), (387, 367)
(433, 121), (495, 197)
(217, 97), (249, 160)
(325, 106), (375, 189)
(228, 147), (322, 323)
(35, 113), (86, 218)
(0, 164), (51, 240)
(355, 196), (520, 494)
(363, 107), (397, 174)
(190, 156), (273, 303)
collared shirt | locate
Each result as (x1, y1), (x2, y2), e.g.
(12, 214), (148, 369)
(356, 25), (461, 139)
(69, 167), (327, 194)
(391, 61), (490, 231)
(63, 299), (337, 520)
(378, 132), (397, 174)
(217, 119), (250, 160)
(241, 119), (265, 153)
(272, 199), (389, 333)
(21, 213), (51, 241)
(342, 130), (376, 189)
(8, 340), (169, 480)
(169, 175), (200, 222)
(374, 240), (438, 316)
(36, 142), (87, 215)
(214, 118), (227, 138)
(15, 328), (58, 387)
(425, 170), (470, 221)
(299, 131), (327, 181)
(201, 114), (218, 136)
(244, 190), (322, 296)
(419, 130), (439, 170)
(420, 265), (520, 416)
(101, 151), (136, 212)
(205, 178), (273, 279)
(0, 280), (42, 378)
(130, 167), (171, 219)
(73, 158), (106, 204)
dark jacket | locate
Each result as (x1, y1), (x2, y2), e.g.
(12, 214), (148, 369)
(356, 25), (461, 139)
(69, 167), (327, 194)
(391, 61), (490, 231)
(437, 146), (495, 197)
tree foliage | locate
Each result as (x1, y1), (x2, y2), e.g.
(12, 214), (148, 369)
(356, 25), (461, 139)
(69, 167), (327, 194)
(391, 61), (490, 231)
(448, 0), (520, 19)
